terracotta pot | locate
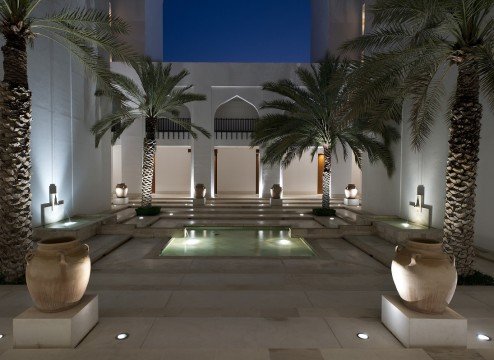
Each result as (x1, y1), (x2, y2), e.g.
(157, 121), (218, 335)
(195, 184), (206, 199)
(270, 184), (282, 199)
(344, 184), (358, 199)
(391, 239), (457, 314)
(26, 237), (91, 313)
(115, 183), (128, 198)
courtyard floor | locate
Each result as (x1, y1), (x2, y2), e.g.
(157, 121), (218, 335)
(0, 197), (493, 359)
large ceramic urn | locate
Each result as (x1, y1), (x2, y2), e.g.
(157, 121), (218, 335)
(270, 184), (282, 199)
(26, 237), (91, 312)
(344, 184), (358, 199)
(195, 184), (206, 199)
(391, 239), (457, 314)
(115, 183), (128, 198)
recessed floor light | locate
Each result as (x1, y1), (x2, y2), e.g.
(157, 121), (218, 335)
(402, 223), (410, 228)
(330, 217), (335, 220)
(115, 333), (129, 340)
(300, 213), (304, 216)
(0, 334), (5, 339)
(169, 213), (174, 216)
(477, 334), (491, 341)
(357, 333), (369, 340)
(138, 216), (143, 220)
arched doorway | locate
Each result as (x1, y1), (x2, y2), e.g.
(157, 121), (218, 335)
(214, 96), (259, 196)
(153, 106), (192, 195)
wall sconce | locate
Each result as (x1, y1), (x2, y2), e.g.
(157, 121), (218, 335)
(49, 184), (58, 210)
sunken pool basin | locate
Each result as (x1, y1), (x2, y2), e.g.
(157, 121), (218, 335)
(160, 227), (315, 257)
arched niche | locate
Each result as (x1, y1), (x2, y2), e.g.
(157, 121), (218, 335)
(214, 96), (259, 119)
(214, 96), (259, 139)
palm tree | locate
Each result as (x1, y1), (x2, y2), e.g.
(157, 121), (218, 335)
(92, 59), (210, 207)
(250, 55), (398, 210)
(342, 0), (494, 276)
(0, 1), (136, 283)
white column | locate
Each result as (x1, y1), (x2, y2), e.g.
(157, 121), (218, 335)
(259, 148), (281, 198)
(190, 86), (214, 197)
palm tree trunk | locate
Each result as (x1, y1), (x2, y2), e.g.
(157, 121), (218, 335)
(322, 146), (332, 209)
(443, 61), (481, 277)
(0, 33), (33, 282)
(141, 117), (157, 207)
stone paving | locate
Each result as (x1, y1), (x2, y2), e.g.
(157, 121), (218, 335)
(1, 198), (493, 359)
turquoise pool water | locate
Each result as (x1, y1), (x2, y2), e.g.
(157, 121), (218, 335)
(160, 227), (315, 257)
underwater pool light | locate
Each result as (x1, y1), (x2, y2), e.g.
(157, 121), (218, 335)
(186, 239), (200, 246)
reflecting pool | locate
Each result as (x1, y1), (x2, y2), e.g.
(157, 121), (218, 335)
(160, 227), (315, 257)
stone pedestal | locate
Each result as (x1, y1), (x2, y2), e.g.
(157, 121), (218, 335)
(270, 198), (283, 207)
(13, 294), (99, 349)
(113, 197), (129, 205)
(381, 295), (466, 348)
(41, 201), (65, 225)
(193, 198), (206, 206)
(344, 198), (360, 206)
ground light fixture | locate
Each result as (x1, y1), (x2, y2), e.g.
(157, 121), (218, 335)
(279, 240), (291, 246)
(0, 334), (4, 339)
(300, 213), (304, 216)
(115, 333), (129, 340)
(356, 333), (369, 340)
(169, 213), (174, 216)
(64, 221), (76, 227)
(477, 334), (492, 341)
(138, 217), (143, 220)
(402, 223), (410, 228)
(330, 217), (335, 220)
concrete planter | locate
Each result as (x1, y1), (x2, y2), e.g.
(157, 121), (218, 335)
(391, 239), (457, 314)
(26, 237), (91, 313)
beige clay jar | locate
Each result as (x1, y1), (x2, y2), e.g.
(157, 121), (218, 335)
(391, 239), (457, 314)
(195, 184), (206, 199)
(26, 237), (91, 312)
(270, 184), (282, 199)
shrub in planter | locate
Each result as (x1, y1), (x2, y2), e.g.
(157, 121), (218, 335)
(135, 206), (161, 216)
(312, 208), (336, 216)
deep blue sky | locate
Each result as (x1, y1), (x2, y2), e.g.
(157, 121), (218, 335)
(163, 0), (312, 62)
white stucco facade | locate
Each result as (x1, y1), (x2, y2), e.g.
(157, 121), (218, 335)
(0, 0), (113, 227)
(110, 62), (362, 198)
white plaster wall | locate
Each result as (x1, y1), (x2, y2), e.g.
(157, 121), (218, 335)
(10, 0), (113, 226)
(283, 152), (318, 195)
(361, 139), (401, 217)
(217, 147), (257, 194)
(155, 147), (191, 193)
(361, 67), (494, 251)
(112, 145), (123, 189)
(476, 96), (494, 250)
(283, 146), (359, 196)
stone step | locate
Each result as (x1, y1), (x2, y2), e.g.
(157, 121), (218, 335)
(0, 348), (439, 360)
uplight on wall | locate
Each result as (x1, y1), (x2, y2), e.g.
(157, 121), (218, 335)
(477, 334), (491, 341)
